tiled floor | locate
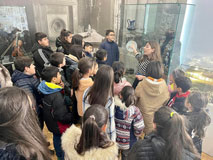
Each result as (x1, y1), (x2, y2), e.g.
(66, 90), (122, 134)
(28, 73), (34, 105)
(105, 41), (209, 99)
(43, 125), (213, 160)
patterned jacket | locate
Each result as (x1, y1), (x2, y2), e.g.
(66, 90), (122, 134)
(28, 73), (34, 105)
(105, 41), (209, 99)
(114, 96), (144, 150)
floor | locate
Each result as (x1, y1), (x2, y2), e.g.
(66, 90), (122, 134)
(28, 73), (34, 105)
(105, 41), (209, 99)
(43, 126), (57, 160)
(43, 125), (213, 160)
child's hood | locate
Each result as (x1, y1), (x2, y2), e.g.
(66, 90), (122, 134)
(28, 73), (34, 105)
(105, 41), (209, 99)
(114, 95), (127, 110)
(142, 78), (169, 97)
(38, 80), (62, 94)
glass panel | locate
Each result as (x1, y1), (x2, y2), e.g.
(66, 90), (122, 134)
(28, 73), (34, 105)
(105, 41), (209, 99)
(0, 6), (31, 63)
(171, 3), (213, 103)
(144, 3), (181, 77)
(119, 4), (146, 83)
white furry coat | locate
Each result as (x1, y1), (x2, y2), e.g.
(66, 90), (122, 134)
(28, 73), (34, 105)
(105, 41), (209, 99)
(61, 125), (118, 160)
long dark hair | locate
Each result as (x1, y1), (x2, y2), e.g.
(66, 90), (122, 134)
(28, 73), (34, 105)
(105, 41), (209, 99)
(72, 57), (95, 90)
(71, 34), (83, 46)
(120, 86), (137, 107)
(76, 104), (113, 155)
(141, 41), (162, 62)
(60, 29), (72, 43)
(87, 65), (114, 106)
(112, 61), (125, 83)
(153, 106), (199, 160)
(70, 45), (83, 60)
(59, 29), (72, 54)
(187, 92), (211, 138)
(146, 61), (163, 79)
(0, 87), (50, 160)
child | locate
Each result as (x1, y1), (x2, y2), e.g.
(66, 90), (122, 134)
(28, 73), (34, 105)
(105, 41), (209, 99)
(115, 86), (144, 160)
(83, 42), (93, 58)
(168, 68), (185, 93)
(49, 52), (66, 69)
(112, 61), (131, 95)
(62, 104), (118, 160)
(100, 29), (119, 66)
(131, 41), (162, 88)
(82, 65), (116, 141)
(56, 29), (72, 55)
(167, 76), (192, 114)
(0, 87), (51, 160)
(72, 57), (96, 117)
(12, 56), (43, 128)
(185, 92), (211, 154)
(135, 61), (169, 135)
(32, 32), (53, 76)
(38, 66), (73, 159)
(95, 49), (108, 68)
(128, 106), (199, 160)
(49, 52), (69, 89)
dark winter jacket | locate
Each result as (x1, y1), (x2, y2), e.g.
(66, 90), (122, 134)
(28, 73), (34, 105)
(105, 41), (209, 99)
(167, 91), (190, 114)
(100, 40), (119, 66)
(38, 81), (73, 135)
(184, 112), (203, 154)
(0, 141), (26, 160)
(55, 37), (72, 55)
(96, 59), (106, 68)
(128, 132), (199, 160)
(11, 70), (41, 107)
(64, 55), (78, 85)
(84, 51), (93, 58)
(32, 43), (53, 76)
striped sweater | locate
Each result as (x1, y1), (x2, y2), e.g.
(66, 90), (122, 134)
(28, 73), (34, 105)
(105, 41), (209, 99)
(135, 54), (150, 75)
(114, 96), (144, 150)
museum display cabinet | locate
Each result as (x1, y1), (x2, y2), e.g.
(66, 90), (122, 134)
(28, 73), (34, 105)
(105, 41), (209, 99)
(118, 3), (195, 81)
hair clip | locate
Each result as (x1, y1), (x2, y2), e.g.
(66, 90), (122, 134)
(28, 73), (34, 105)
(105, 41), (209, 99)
(170, 112), (175, 118)
(90, 115), (95, 120)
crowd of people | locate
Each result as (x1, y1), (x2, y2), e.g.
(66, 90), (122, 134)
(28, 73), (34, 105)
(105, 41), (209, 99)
(0, 28), (211, 160)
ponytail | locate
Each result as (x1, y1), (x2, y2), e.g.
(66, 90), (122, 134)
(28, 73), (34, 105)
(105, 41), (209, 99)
(72, 69), (83, 90)
(121, 86), (136, 107)
(72, 57), (94, 89)
(75, 104), (112, 155)
(112, 61), (125, 84)
(76, 116), (101, 155)
(114, 71), (121, 83)
(194, 110), (211, 138)
(187, 92), (211, 138)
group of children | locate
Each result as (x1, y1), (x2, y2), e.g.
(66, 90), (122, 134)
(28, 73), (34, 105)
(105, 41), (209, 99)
(0, 28), (211, 160)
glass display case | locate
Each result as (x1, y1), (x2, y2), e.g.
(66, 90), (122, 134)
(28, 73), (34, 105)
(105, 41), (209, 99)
(119, 3), (213, 102)
(118, 3), (195, 83)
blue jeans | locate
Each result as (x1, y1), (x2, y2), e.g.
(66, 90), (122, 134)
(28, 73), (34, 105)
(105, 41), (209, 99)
(53, 134), (64, 160)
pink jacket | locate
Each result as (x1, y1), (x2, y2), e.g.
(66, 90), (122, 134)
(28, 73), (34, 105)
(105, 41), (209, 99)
(114, 79), (131, 95)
